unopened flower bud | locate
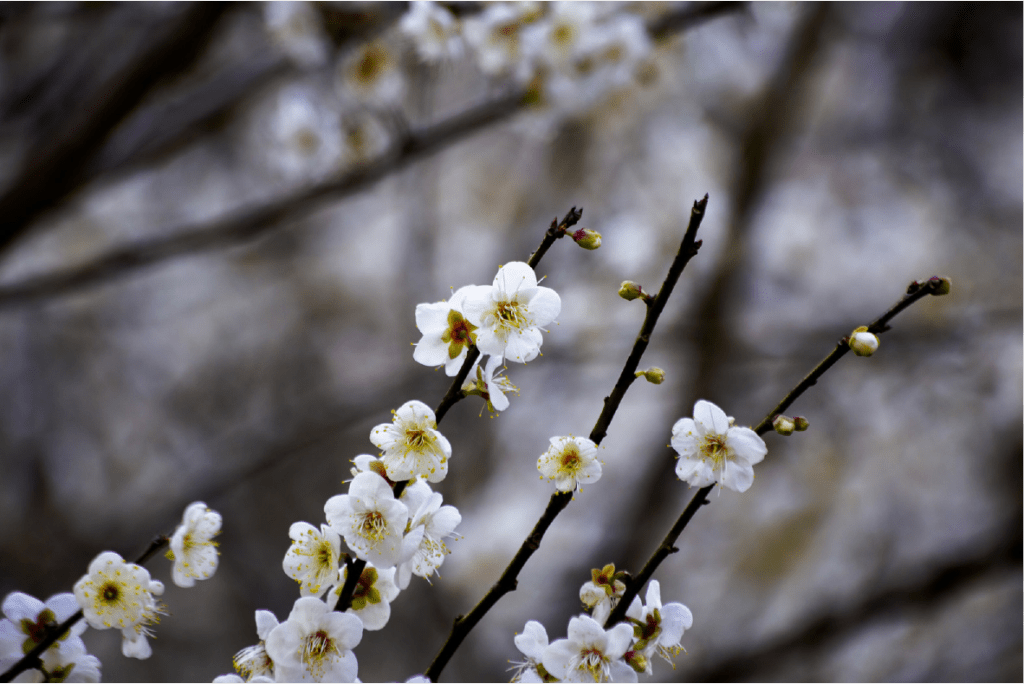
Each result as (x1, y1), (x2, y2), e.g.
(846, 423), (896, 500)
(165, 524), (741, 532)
(571, 228), (602, 250)
(793, 416), (809, 431)
(772, 415), (795, 436)
(929, 275), (952, 296)
(618, 281), (644, 301)
(849, 326), (879, 357)
(635, 367), (665, 384)
(625, 650), (648, 674)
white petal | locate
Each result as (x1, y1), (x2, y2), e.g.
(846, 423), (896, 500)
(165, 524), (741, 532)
(726, 427), (768, 465)
(494, 261), (538, 292)
(693, 400), (729, 435)
(413, 335), (451, 367)
(414, 301), (451, 334)
(604, 622), (634, 660)
(527, 287), (561, 325)
(515, 621), (549, 660)
(721, 459), (755, 492)
(675, 457), (715, 487)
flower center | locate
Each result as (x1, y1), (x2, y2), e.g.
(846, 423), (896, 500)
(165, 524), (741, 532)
(558, 446), (582, 474)
(701, 435), (727, 467)
(406, 428), (428, 448)
(570, 647), (610, 681)
(360, 511), (388, 543)
(356, 46), (388, 84)
(101, 582), (121, 605)
(302, 629), (339, 678)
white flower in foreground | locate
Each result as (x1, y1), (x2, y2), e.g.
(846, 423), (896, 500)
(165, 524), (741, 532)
(400, 1), (463, 63)
(265, 597), (362, 683)
(462, 355), (518, 413)
(463, 261), (561, 363)
(538, 435), (601, 492)
(413, 286), (478, 376)
(264, 1), (330, 69)
(326, 563), (400, 631)
(73, 552), (164, 659)
(370, 400), (452, 483)
(0, 592), (96, 681)
(510, 620), (553, 683)
(397, 480), (462, 587)
(849, 326), (879, 357)
(325, 472), (409, 568)
(543, 614), (637, 683)
(625, 580), (692, 671)
(283, 523), (342, 598)
(233, 610), (280, 681)
(169, 501), (221, 588)
(670, 400), (767, 493)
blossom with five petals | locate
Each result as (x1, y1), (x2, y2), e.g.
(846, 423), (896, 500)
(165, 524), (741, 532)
(670, 400), (767, 493)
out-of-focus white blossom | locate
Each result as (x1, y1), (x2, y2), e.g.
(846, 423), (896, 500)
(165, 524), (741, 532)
(338, 39), (406, 107)
(400, 1), (463, 64)
(463, 2), (543, 77)
(264, 2), (330, 69)
(0, 592), (97, 682)
(168, 501), (221, 588)
(264, 84), (344, 181)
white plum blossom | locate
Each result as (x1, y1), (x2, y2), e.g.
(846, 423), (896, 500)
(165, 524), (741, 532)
(72, 552), (165, 659)
(463, 2), (543, 77)
(168, 501), (221, 588)
(670, 400), (768, 493)
(399, 1), (464, 64)
(349, 453), (394, 485)
(521, 2), (599, 72)
(849, 327), (880, 356)
(624, 580), (693, 671)
(396, 480), (462, 588)
(283, 523), (342, 598)
(510, 620), (552, 683)
(370, 400), (452, 483)
(232, 610), (280, 681)
(463, 261), (561, 363)
(0, 592), (97, 682)
(538, 435), (602, 492)
(337, 38), (405, 108)
(266, 84), (344, 182)
(326, 563), (400, 631)
(325, 472), (409, 568)
(265, 597), (362, 683)
(413, 286), (478, 376)
(542, 614), (637, 683)
(263, 2), (330, 69)
(462, 355), (518, 413)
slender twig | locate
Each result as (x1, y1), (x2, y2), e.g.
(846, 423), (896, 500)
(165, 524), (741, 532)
(423, 196), (709, 682)
(0, 3), (747, 311)
(0, 536), (170, 683)
(605, 276), (951, 627)
(332, 206), (583, 613)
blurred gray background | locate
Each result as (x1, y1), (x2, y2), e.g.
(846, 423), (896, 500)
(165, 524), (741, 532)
(0, 2), (1019, 682)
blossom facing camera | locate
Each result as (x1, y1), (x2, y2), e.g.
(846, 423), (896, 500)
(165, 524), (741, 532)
(462, 261), (561, 364)
(265, 597), (362, 683)
(849, 326), (879, 356)
(370, 400), (452, 483)
(73, 552), (165, 659)
(413, 286), (478, 376)
(542, 614), (636, 683)
(538, 436), (602, 493)
(670, 400), (767, 493)
(325, 472), (409, 569)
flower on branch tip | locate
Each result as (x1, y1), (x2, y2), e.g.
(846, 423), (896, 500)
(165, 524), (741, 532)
(929, 275), (952, 295)
(326, 563), (400, 631)
(265, 597), (362, 683)
(232, 610), (280, 681)
(413, 286), (478, 377)
(617, 281), (647, 302)
(72, 552), (165, 660)
(635, 367), (664, 385)
(542, 614), (637, 683)
(571, 228), (602, 250)
(538, 435), (601, 493)
(624, 580), (692, 672)
(580, 563), (627, 625)
(168, 501), (221, 588)
(849, 326), (879, 357)
(463, 262), (561, 364)
(462, 355), (519, 413)
(397, 480), (462, 588)
(670, 400), (767, 493)
(510, 620), (556, 683)
(0, 592), (98, 682)
(325, 472), (409, 569)
(283, 523), (342, 598)
(370, 400), (452, 483)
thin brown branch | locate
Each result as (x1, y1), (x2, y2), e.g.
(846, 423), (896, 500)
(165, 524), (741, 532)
(423, 196), (709, 682)
(605, 276), (951, 627)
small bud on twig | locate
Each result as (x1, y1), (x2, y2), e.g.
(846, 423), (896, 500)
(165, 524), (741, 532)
(571, 228), (602, 250)
(849, 326), (879, 357)
(929, 275), (952, 296)
(618, 281), (651, 303)
(793, 416), (809, 431)
(772, 415), (796, 435)
(635, 367), (665, 384)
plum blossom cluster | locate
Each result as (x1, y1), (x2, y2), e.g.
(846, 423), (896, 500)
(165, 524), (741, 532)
(256, 2), (662, 183)
(414, 261), (561, 412)
(512, 578), (692, 683)
(0, 501), (221, 680)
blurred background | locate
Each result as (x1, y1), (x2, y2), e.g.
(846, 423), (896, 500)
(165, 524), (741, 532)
(0, 2), (1019, 681)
